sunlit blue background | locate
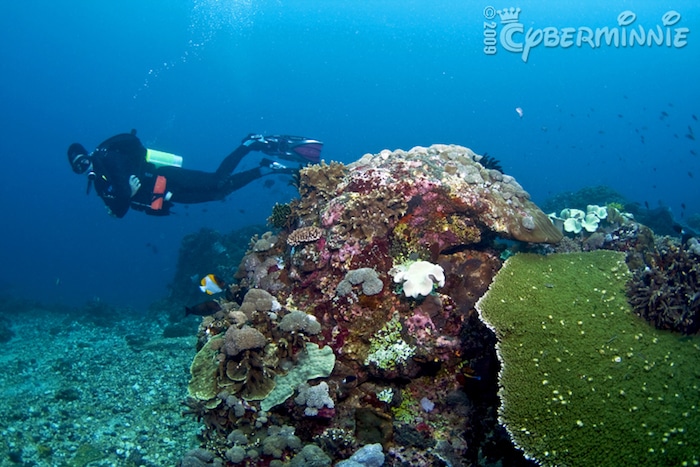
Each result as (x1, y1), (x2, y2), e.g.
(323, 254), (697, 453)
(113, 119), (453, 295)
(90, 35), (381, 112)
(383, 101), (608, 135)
(1, 0), (697, 309)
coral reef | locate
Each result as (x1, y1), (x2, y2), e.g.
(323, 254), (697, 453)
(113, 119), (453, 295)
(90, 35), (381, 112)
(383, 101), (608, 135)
(179, 144), (570, 466)
(476, 251), (700, 466)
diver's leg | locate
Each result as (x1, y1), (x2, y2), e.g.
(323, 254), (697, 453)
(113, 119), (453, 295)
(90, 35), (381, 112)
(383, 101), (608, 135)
(220, 167), (297, 197)
(215, 145), (252, 177)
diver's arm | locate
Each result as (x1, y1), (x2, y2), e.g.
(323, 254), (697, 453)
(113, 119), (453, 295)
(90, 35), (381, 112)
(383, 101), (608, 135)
(101, 174), (135, 218)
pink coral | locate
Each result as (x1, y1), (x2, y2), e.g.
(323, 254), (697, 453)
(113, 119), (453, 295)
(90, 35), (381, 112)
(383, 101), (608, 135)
(405, 310), (437, 346)
(321, 200), (345, 228)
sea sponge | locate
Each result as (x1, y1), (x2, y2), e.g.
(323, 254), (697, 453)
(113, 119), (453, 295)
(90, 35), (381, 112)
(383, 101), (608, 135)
(391, 261), (445, 298)
(223, 325), (268, 357)
(336, 268), (384, 296)
(279, 310), (322, 335)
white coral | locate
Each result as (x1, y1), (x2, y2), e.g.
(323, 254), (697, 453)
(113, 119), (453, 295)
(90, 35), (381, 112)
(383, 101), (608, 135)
(391, 260), (445, 298)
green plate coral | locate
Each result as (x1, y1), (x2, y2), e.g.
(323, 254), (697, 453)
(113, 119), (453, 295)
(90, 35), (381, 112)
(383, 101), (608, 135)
(476, 251), (700, 466)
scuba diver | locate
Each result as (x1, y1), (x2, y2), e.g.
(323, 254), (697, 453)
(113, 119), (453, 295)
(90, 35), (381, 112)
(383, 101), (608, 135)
(67, 131), (323, 218)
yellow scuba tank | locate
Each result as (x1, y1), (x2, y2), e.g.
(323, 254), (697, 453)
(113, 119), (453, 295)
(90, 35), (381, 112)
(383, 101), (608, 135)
(146, 149), (183, 168)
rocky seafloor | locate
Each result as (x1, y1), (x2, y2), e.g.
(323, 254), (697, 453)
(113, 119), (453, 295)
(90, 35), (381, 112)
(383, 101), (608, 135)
(0, 303), (201, 467)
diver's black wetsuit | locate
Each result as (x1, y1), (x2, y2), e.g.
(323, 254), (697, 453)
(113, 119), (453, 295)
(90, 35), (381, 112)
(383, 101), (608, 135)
(91, 132), (263, 217)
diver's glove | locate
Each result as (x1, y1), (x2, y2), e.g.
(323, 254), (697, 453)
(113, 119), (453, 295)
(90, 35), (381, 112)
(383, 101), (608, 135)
(242, 134), (323, 163)
(259, 158), (300, 176)
(260, 158), (288, 170)
(129, 175), (141, 197)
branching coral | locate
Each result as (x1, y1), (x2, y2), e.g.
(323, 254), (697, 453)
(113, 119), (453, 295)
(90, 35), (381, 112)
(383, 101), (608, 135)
(627, 243), (700, 334)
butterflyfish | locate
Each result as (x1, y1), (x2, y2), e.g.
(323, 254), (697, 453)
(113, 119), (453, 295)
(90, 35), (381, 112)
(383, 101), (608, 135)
(199, 274), (226, 295)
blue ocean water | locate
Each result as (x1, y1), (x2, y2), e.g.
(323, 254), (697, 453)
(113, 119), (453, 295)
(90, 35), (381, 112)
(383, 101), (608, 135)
(0, 0), (697, 309)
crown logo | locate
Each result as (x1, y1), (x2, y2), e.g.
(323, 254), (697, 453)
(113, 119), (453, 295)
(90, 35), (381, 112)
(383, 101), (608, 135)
(498, 7), (521, 23)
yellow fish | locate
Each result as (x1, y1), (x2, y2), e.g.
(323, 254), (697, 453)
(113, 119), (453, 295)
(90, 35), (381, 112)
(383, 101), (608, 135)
(199, 274), (226, 295)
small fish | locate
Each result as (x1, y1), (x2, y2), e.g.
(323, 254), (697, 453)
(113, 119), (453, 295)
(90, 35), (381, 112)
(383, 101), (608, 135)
(661, 111), (669, 118)
(515, 107), (524, 118)
(686, 133), (696, 141)
(263, 179), (275, 188)
(199, 274), (226, 295)
(689, 171), (694, 178)
(693, 114), (698, 121)
(691, 150), (697, 156)
(185, 300), (222, 316)
(682, 203), (686, 210)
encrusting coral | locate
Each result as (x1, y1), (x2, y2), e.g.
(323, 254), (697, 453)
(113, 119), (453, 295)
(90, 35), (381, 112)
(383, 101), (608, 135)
(476, 251), (700, 467)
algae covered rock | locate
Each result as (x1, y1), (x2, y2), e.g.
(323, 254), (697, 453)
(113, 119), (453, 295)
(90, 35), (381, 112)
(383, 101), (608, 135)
(476, 251), (700, 467)
(293, 145), (561, 262)
(341, 144), (562, 247)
